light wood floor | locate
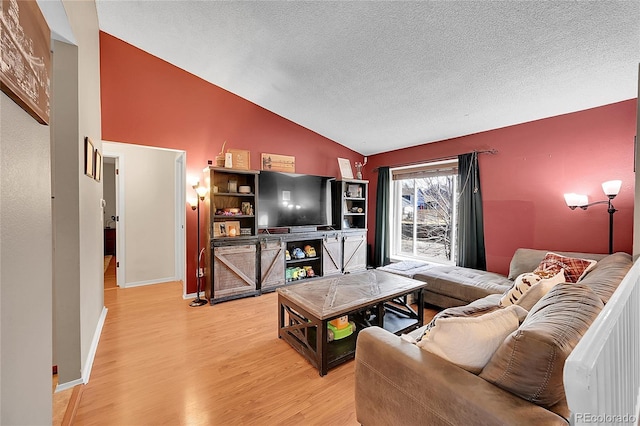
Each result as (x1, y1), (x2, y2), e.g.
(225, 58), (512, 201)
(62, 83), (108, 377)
(73, 277), (438, 425)
(104, 256), (117, 289)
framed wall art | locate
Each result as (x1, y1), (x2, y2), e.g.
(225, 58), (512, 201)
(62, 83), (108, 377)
(261, 153), (295, 173)
(94, 150), (103, 182)
(0, 0), (51, 124)
(84, 137), (95, 178)
(338, 158), (354, 179)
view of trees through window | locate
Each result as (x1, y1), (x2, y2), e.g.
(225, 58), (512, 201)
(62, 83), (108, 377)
(392, 166), (458, 263)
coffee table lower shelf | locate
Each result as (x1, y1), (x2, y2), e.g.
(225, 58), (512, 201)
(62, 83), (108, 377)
(278, 290), (425, 376)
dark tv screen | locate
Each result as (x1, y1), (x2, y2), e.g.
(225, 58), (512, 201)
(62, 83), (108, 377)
(258, 171), (333, 228)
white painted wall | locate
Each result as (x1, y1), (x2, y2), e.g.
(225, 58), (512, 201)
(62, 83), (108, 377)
(1, 92), (53, 424)
(103, 142), (179, 286)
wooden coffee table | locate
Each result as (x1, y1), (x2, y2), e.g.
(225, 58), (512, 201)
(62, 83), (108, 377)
(277, 269), (428, 375)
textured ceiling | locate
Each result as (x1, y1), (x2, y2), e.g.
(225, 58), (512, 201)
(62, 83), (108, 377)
(95, 1), (640, 156)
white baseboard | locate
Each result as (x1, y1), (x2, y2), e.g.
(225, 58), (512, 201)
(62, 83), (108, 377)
(81, 306), (108, 384)
(124, 276), (176, 288)
(55, 377), (84, 393)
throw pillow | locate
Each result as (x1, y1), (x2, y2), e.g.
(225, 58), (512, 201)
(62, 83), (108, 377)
(480, 283), (604, 408)
(416, 304), (528, 374)
(500, 270), (566, 310)
(533, 252), (596, 283)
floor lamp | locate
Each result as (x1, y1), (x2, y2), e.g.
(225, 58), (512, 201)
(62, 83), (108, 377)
(564, 180), (621, 254)
(189, 183), (209, 307)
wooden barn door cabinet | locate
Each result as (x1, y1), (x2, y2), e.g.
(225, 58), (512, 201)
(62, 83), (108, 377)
(342, 231), (367, 273)
(210, 242), (258, 302)
(259, 239), (286, 292)
(322, 232), (343, 276)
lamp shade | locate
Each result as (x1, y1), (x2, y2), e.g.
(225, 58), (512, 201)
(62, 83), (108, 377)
(602, 180), (622, 197)
(188, 197), (198, 209)
(195, 185), (208, 198)
(564, 193), (588, 207)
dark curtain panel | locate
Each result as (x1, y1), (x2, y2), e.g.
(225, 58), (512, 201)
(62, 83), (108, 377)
(457, 152), (487, 270)
(374, 167), (391, 267)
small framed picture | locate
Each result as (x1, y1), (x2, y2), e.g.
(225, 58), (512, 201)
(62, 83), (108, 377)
(84, 137), (95, 178)
(94, 150), (103, 182)
(241, 202), (252, 215)
(214, 222), (227, 237)
(338, 158), (354, 179)
(226, 221), (241, 237)
(347, 184), (361, 198)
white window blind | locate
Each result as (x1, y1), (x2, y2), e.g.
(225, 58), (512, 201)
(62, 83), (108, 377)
(391, 160), (458, 181)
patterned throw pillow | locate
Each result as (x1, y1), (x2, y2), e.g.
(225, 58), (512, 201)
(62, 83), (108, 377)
(533, 252), (597, 283)
(500, 270), (566, 308)
(416, 304), (528, 374)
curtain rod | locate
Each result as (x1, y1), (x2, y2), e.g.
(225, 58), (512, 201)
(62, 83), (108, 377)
(373, 148), (498, 172)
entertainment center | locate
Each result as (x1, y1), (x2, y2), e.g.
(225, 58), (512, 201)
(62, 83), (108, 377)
(202, 166), (369, 304)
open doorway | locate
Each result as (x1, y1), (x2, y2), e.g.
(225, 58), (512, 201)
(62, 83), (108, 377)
(103, 157), (118, 289)
(103, 142), (186, 292)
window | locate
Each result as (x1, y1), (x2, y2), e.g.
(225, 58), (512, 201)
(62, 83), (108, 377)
(390, 160), (458, 264)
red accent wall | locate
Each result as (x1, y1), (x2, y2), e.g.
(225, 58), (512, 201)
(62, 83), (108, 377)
(366, 99), (637, 275)
(99, 32), (362, 293)
(100, 31), (636, 285)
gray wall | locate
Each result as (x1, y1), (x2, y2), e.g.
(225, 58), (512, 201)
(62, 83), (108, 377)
(52, 38), (82, 386)
(1, 0), (104, 423)
(1, 92), (53, 424)
(63, 0), (104, 382)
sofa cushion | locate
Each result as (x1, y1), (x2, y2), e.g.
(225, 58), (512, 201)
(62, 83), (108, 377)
(480, 283), (604, 408)
(377, 260), (438, 278)
(500, 270), (566, 310)
(416, 303), (528, 374)
(533, 252), (596, 283)
(508, 248), (607, 280)
(577, 252), (633, 304)
(413, 266), (512, 303)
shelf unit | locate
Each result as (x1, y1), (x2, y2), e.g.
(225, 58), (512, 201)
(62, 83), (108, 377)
(207, 167), (259, 239)
(201, 169), (370, 304)
(204, 167), (260, 303)
(333, 179), (368, 230)
(284, 239), (323, 283)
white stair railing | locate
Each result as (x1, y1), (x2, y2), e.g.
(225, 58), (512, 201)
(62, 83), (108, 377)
(565, 258), (640, 426)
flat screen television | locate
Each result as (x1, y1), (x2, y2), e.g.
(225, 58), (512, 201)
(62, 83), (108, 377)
(258, 171), (334, 229)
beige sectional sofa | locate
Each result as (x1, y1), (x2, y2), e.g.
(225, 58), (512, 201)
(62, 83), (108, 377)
(378, 249), (625, 308)
(355, 249), (633, 425)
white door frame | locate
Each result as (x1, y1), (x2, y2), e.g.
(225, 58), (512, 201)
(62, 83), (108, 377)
(103, 152), (125, 287)
(175, 152), (187, 292)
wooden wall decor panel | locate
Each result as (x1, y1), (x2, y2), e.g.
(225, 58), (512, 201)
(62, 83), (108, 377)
(0, 0), (51, 124)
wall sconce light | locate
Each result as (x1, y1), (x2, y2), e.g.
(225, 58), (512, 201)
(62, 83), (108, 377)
(564, 180), (621, 254)
(189, 182), (208, 307)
